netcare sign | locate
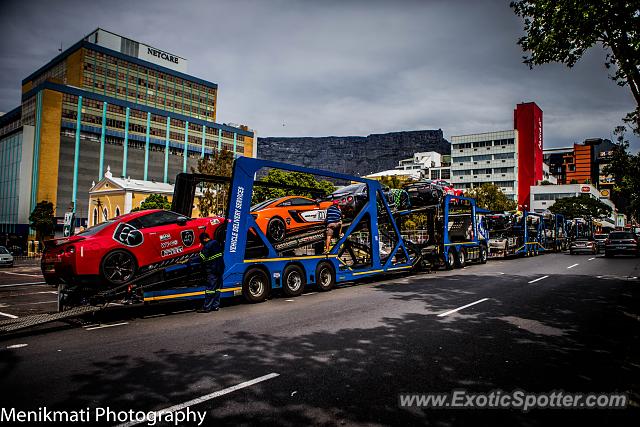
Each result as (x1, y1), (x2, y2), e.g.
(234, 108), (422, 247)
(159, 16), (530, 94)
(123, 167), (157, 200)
(138, 43), (188, 73)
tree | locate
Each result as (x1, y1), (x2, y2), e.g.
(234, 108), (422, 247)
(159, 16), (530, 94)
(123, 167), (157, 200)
(379, 175), (405, 190)
(604, 126), (640, 220)
(549, 195), (613, 219)
(511, 0), (640, 134)
(252, 169), (335, 203)
(29, 200), (55, 246)
(193, 149), (234, 216)
(464, 183), (517, 211)
(131, 194), (172, 211)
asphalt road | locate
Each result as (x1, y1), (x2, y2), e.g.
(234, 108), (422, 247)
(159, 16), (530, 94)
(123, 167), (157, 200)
(0, 262), (55, 318)
(1, 253), (639, 426)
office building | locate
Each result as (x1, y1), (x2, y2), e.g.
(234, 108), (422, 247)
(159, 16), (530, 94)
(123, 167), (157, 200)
(0, 28), (255, 245)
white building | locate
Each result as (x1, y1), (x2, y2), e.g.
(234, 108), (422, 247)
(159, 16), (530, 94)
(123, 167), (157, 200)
(529, 183), (616, 222)
(450, 130), (518, 199)
(396, 151), (442, 172)
(542, 163), (558, 184)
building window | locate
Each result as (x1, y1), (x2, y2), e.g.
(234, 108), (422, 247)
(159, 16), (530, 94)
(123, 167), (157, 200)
(115, 207), (121, 217)
(102, 207), (109, 221)
(92, 208), (98, 226)
(473, 141), (492, 148)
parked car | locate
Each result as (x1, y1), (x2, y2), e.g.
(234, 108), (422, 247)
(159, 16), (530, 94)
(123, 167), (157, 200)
(403, 180), (445, 208)
(250, 196), (333, 242)
(569, 239), (597, 255)
(593, 234), (608, 252)
(0, 246), (14, 267)
(604, 231), (640, 257)
(41, 209), (224, 287)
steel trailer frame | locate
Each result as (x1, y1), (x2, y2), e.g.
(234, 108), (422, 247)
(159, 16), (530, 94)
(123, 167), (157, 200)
(417, 195), (488, 269)
(514, 211), (546, 256)
(149, 157), (418, 303)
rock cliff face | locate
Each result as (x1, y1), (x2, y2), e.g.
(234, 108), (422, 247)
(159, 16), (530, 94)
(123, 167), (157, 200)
(257, 130), (450, 177)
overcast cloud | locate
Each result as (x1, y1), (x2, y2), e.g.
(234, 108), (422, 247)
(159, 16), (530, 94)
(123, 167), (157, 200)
(0, 0), (638, 149)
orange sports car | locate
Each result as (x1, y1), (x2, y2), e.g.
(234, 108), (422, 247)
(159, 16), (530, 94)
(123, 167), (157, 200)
(250, 196), (333, 242)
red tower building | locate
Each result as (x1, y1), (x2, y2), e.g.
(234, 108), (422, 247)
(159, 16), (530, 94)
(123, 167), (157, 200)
(514, 102), (543, 210)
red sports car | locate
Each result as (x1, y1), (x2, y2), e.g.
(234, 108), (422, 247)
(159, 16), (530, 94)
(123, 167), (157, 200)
(41, 209), (224, 288)
(432, 179), (464, 197)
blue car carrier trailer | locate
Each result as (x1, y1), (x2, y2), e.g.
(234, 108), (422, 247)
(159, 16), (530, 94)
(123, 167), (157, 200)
(410, 195), (488, 270)
(543, 213), (568, 252)
(487, 211), (545, 257)
(158, 157), (422, 304)
(515, 211), (546, 256)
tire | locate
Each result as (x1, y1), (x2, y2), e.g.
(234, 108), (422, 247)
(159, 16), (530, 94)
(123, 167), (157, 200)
(214, 223), (227, 243)
(454, 248), (466, 268)
(444, 250), (456, 270)
(315, 261), (335, 292)
(267, 217), (286, 242)
(282, 264), (305, 297)
(479, 245), (488, 264)
(242, 267), (269, 303)
(101, 249), (137, 287)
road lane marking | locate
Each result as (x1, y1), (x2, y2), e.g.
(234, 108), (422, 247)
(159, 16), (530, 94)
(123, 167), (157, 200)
(588, 257), (596, 261)
(6, 343), (28, 349)
(115, 372), (280, 427)
(528, 275), (549, 284)
(143, 314), (166, 319)
(0, 271), (43, 277)
(437, 298), (490, 317)
(0, 282), (47, 288)
(85, 322), (129, 331)
(0, 311), (18, 319)
(567, 263), (579, 269)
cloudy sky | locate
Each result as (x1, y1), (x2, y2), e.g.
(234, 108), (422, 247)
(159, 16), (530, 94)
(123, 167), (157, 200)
(1, 0), (637, 149)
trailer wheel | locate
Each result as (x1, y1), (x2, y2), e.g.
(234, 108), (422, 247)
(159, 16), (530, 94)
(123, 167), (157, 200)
(242, 267), (269, 303)
(315, 261), (335, 292)
(479, 245), (488, 264)
(444, 250), (455, 270)
(282, 264), (305, 297)
(267, 217), (286, 242)
(455, 248), (466, 268)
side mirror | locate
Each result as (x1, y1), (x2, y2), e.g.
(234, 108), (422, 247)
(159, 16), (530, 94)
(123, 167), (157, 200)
(176, 216), (188, 226)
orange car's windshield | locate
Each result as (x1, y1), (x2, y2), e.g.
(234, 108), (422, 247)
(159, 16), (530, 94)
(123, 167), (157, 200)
(251, 198), (279, 212)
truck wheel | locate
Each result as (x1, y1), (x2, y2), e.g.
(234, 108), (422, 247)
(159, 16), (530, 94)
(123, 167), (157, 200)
(315, 261), (335, 292)
(479, 245), (487, 264)
(455, 248), (466, 268)
(267, 217), (286, 242)
(242, 267), (269, 303)
(282, 264), (305, 297)
(444, 250), (455, 270)
(101, 250), (137, 287)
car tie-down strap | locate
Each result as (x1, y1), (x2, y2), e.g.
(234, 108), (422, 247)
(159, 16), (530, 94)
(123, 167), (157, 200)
(200, 252), (222, 262)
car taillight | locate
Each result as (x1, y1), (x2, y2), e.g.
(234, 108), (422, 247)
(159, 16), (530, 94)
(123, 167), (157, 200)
(342, 198), (346, 203)
(347, 196), (353, 202)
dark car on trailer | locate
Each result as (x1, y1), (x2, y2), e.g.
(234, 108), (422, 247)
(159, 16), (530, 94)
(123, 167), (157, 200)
(403, 180), (444, 208)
